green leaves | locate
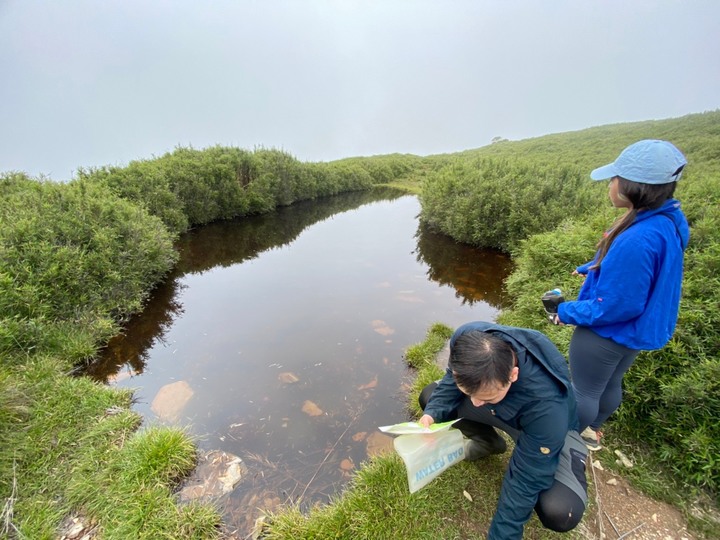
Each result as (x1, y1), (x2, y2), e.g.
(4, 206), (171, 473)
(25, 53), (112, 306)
(420, 157), (603, 253)
(0, 174), (177, 360)
(77, 147), (417, 237)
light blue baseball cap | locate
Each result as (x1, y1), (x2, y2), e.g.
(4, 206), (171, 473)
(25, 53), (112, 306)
(590, 139), (687, 184)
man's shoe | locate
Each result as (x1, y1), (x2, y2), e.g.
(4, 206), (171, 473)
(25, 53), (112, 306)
(581, 427), (602, 451)
(464, 436), (507, 461)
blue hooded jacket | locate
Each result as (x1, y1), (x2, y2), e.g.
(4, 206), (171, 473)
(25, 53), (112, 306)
(558, 198), (689, 350)
(423, 322), (580, 540)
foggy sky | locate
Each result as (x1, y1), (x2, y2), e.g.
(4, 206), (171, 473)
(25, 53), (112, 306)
(2, 0), (719, 181)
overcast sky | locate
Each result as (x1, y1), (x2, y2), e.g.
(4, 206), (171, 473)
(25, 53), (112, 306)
(2, 0), (719, 180)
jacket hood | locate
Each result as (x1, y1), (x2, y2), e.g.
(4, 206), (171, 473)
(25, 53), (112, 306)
(636, 198), (690, 250)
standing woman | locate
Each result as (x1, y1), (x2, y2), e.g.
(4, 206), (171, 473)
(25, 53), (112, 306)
(556, 140), (690, 451)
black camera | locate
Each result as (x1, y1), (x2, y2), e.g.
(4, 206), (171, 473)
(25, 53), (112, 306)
(541, 289), (564, 325)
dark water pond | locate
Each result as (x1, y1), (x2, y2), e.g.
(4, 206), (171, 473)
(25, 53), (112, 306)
(87, 188), (511, 533)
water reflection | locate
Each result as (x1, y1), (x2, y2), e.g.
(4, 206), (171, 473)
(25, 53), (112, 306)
(414, 222), (512, 308)
(86, 189), (511, 536)
(175, 189), (407, 275)
(87, 189), (407, 381)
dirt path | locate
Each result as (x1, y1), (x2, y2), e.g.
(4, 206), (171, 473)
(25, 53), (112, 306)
(579, 453), (696, 540)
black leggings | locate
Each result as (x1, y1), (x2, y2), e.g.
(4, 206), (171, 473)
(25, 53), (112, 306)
(420, 383), (588, 532)
(569, 326), (640, 431)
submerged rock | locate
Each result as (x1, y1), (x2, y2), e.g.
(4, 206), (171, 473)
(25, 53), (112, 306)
(150, 380), (194, 422)
(371, 319), (395, 336)
(178, 450), (247, 503)
(301, 400), (323, 416)
(357, 375), (378, 390)
(366, 431), (394, 457)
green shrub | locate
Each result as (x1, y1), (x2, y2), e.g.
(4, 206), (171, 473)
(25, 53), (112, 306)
(77, 163), (189, 234)
(0, 173), (177, 359)
(420, 157), (603, 252)
(79, 147), (417, 236)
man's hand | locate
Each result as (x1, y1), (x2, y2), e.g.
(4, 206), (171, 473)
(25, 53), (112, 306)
(418, 414), (435, 429)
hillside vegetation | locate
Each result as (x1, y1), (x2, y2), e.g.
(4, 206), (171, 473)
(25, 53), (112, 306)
(0, 110), (718, 538)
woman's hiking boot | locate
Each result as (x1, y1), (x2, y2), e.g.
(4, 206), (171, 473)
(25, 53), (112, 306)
(581, 427), (602, 451)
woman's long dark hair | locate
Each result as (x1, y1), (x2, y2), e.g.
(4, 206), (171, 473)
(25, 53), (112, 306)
(590, 176), (677, 270)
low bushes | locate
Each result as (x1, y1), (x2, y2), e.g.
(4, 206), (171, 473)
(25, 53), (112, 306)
(420, 157), (604, 253)
(0, 173), (177, 362)
(78, 147), (416, 235)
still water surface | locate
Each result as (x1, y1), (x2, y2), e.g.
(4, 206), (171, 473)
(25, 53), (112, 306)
(88, 189), (511, 533)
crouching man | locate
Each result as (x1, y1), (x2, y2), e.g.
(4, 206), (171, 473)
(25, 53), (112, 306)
(419, 321), (588, 539)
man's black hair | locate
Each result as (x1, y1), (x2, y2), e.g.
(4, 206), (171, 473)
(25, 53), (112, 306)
(449, 330), (515, 394)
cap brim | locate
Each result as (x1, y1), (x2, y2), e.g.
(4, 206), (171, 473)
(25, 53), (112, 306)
(590, 163), (617, 181)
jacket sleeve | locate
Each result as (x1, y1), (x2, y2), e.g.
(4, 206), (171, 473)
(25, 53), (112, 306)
(575, 259), (594, 275)
(421, 367), (464, 422)
(558, 232), (656, 327)
(488, 399), (568, 540)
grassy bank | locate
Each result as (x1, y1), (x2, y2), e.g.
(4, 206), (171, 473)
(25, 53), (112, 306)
(0, 355), (219, 538)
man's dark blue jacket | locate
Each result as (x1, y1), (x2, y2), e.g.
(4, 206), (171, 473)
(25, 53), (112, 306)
(423, 322), (579, 540)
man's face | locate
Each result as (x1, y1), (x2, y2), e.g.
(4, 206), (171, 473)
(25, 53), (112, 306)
(457, 381), (512, 407)
(456, 364), (519, 408)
